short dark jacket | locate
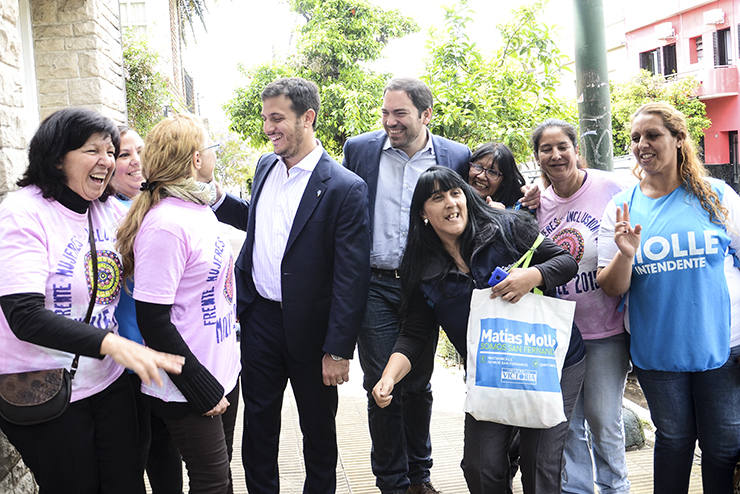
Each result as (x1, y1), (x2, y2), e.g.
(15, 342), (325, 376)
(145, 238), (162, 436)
(215, 150), (371, 361)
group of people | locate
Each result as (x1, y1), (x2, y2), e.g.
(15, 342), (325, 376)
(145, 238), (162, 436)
(0, 74), (738, 494)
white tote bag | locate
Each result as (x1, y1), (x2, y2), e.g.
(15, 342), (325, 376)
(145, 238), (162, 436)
(464, 289), (575, 428)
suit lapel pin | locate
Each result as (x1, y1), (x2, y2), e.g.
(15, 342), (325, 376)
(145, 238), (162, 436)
(316, 189), (322, 197)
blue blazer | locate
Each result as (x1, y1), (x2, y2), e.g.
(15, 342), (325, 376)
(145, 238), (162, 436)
(215, 150), (371, 362)
(342, 129), (472, 228)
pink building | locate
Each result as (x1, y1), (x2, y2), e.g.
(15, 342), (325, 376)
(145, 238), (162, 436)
(625, 0), (740, 168)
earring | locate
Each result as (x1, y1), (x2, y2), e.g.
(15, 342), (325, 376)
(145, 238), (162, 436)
(423, 218), (429, 226)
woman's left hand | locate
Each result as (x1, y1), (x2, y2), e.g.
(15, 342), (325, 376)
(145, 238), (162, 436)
(490, 267), (543, 303)
(204, 396), (230, 417)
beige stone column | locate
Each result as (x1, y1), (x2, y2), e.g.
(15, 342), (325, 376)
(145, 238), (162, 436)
(31, 0), (126, 123)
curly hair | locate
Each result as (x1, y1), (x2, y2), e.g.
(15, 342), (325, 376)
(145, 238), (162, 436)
(631, 102), (727, 225)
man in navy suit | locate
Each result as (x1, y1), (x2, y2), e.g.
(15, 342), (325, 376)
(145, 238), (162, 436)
(214, 77), (370, 494)
(342, 78), (471, 494)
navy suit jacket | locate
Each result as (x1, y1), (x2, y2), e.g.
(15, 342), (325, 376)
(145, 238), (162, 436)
(342, 129), (471, 230)
(215, 150), (371, 362)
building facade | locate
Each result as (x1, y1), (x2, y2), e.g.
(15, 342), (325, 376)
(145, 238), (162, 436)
(0, 0), (128, 200)
(625, 0), (740, 168)
(0, 0), (128, 489)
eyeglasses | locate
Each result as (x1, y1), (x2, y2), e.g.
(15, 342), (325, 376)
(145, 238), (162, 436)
(469, 163), (503, 179)
(200, 143), (221, 152)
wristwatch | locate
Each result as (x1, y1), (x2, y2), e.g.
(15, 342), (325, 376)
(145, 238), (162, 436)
(329, 354), (344, 361)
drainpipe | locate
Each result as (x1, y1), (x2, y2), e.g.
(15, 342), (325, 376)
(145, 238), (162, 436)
(574, 0), (613, 171)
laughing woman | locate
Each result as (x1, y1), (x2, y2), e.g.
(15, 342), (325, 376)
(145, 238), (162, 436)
(373, 166), (584, 494)
(116, 114), (240, 494)
(0, 108), (183, 493)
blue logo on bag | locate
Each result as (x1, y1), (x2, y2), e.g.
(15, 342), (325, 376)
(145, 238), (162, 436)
(475, 318), (560, 392)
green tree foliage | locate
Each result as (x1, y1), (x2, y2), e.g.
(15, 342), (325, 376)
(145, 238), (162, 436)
(610, 70), (711, 156)
(224, 0), (418, 157)
(214, 132), (261, 196)
(423, 0), (576, 162)
(122, 31), (169, 136)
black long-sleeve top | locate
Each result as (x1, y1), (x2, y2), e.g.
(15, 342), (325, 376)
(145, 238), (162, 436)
(394, 217), (584, 369)
(134, 301), (224, 414)
(0, 187), (108, 358)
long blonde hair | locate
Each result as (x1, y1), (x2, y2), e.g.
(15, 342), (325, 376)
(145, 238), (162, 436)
(632, 102), (727, 225)
(116, 114), (210, 278)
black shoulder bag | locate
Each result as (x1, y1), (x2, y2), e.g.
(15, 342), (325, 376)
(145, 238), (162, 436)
(0, 212), (99, 425)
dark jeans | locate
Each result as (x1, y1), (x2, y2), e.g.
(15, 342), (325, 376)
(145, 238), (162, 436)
(129, 373), (183, 494)
(357, 273), (436, 492)
(461, 357), (585, 494)
(240, 297), (339, 494)
(149, 383), (240, 494)
(0, 372), (145, 494)
(636, 344), (740, 494)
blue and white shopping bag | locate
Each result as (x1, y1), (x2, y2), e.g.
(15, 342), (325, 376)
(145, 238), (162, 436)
(464, 289), (575, 428)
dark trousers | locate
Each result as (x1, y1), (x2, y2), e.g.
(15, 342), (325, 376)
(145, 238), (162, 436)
(461, 357), (585, 494)
(357, 273), (435, 492)
(0, 373), (145, 494)
(240, 297), (339, 494)
(149, 383), (240, 494)
(129, 373), (183, 494)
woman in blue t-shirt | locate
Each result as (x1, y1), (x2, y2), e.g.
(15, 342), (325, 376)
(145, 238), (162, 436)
(597, 102), (740, 493)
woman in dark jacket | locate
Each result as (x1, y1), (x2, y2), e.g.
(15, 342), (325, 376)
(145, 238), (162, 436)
(372, 166), (584, 494)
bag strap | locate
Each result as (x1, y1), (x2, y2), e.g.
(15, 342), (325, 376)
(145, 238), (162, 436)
(70, 211), (99, 379)
(507, 234), (545, 296)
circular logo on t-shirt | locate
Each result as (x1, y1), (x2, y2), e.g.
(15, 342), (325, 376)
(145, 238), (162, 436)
(223, 255), (235, 305)
(552, 227), (585, 264)
(85, 250), (123, 304)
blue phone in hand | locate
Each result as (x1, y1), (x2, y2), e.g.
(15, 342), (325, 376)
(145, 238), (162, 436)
(487, 267), (509, 287)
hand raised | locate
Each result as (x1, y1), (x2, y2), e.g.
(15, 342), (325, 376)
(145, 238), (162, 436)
(614, 202), (642, 259)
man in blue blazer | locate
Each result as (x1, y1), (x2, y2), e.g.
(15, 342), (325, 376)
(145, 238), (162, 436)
(215, 77), (370, 494)
(342, 78), (471, 494)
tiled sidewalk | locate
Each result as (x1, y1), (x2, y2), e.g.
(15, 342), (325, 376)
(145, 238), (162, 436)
(171, 356), (704, 493)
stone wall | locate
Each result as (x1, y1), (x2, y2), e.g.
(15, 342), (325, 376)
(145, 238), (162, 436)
(0, 0), (29, 198)
(31, 0), (126, 122)
(0, 430), (36, 494)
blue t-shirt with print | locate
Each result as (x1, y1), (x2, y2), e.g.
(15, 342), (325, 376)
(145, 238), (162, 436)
(617, 179), (731, 371)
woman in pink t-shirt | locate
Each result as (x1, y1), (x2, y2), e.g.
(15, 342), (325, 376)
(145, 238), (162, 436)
(0, 108), (184, 493)
(117, 114), (241, 494)
(533, 119), (630, 494)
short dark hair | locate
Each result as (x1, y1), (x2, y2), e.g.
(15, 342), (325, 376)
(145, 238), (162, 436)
(261, 77), (321, 129)
(18, 107), (120, 201)
(383, 78), (433, 116)
(470, 142), (525, 208)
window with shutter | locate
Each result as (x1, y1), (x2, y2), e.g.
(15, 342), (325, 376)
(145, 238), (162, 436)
(714, 30), (720, 66)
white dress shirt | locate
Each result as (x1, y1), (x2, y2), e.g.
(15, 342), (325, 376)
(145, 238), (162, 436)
(252, 143), (323, 301)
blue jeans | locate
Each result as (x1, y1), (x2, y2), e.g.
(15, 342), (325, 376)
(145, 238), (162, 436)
(562, 333), (631, 494)
(636, 345), (740, 494)
(357, 273), (436, 492)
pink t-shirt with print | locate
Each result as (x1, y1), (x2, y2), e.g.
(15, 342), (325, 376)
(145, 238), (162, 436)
(133, 197), (240, 402)
(537, 169), (625, 340)
(0, 186), (126, 401)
